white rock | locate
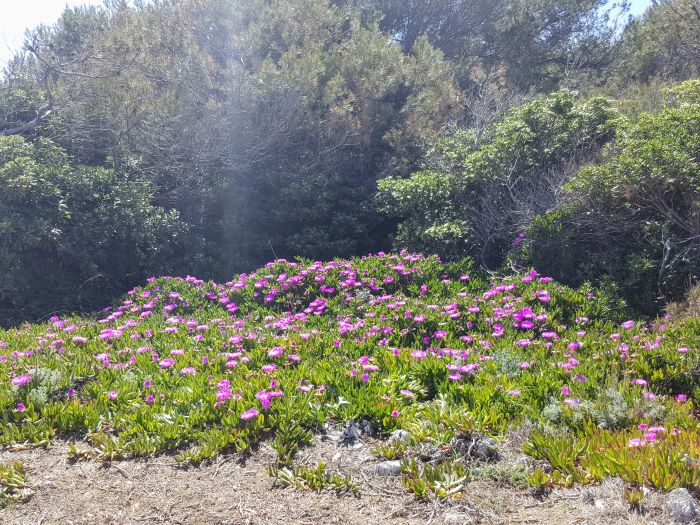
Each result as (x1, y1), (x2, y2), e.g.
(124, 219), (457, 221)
(375, 460), (402, 476)
(666, 488), (700, 524)
(594, 499), (606, 512)
(390, 429), (409, 443)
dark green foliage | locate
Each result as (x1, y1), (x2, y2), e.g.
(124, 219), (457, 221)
(0, 136), (189, 325)
(0, 0), (697, 321)
(522, 81), (700, 315)
(377, 91), (617, 267)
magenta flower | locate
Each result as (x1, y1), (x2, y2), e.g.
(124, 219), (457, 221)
(256, 390), (272, 409)
(16, 402), (25, 412)
(268, 347), (284, 358)
(108, 390), (119, 399)
(159, 358), (175, 368)
(11, 374), (32, 387)
(240, 408), (259, 421)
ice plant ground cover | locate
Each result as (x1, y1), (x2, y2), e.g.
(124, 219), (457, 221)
(0, 252), (698, 498)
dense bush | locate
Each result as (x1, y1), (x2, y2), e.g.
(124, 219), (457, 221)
(0, 136), (190, 325)
(377, 91), (617, 268)
(522, 81), (700, 315)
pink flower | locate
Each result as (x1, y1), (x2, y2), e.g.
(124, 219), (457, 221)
(628, 438), (645, 447)
(240, 408), (259, 421)
(11, 374), (32, 387)
(108, 390), (119, 399)
(159, 358), (175, 368)
(16, 402), (25, 412)
(256, 390), (272, 409)
(268, 347), (284, 358)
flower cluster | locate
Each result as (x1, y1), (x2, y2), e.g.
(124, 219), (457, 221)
(0, 252), (697, 490)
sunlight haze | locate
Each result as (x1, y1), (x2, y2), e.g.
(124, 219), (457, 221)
(0, 0), (654, 67)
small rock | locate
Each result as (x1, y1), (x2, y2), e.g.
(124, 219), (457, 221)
(359, 418), (374, 435)
(594, 499), (606, 512)
(666, 488), (700, 524)
(474, 438), (498, 461)
(376, 460), (402, 476)
(341, 421), (361, 443)
(390, 429), (409, 443)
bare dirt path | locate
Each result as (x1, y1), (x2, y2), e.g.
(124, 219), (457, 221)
(0, 437), (670, 525)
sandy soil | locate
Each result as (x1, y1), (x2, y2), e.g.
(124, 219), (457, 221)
(0, 432), (673, 525)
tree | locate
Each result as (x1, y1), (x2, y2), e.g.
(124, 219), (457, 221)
(614, 0), (700, 83)
(337, 0), (628, 90)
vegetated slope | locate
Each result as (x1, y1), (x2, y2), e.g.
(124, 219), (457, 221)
(0, 252), (698, 495)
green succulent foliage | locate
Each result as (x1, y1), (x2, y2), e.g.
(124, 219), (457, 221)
(0, 462), (31, 508)
(268, 462), (359, 493)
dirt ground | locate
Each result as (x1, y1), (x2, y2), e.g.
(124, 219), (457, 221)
(0, 432), (673, 525)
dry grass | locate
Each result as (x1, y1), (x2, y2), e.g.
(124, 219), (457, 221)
(664, 283), (700, 323)
(0, 432), (676, 525)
